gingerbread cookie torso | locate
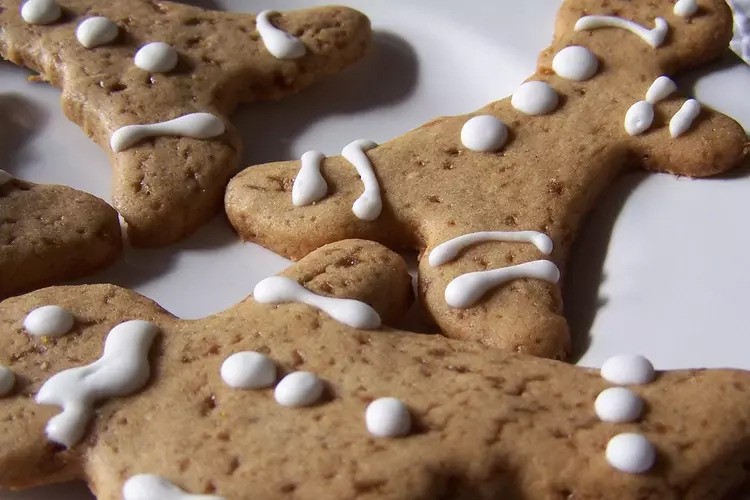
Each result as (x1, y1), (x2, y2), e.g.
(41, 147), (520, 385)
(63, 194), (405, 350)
(0, 169), (122, 300)
(0, 0), (371, 246)
(225, 0), (749, 360)
(2, 239), (750, 498)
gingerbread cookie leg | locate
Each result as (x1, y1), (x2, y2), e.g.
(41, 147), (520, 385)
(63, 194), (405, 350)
(226, 0), (748, 359)
(0, 1), (371, 246)
(3, 240), (750, 498)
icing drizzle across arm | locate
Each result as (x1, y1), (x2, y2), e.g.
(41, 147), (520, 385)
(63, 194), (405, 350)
(110, 113), (225, 152)
(575, 16), (668, 48)
(342, 139), (382, 221)
(256, 10), (306, 60)
(429, 231), (553, 267)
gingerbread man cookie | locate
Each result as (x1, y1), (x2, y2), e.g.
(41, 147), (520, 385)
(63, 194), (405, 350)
(0, 170), (122, 300)
(2, 239), (750, 498)
(0, 0), (371, 246)
(225, 0), (749, 360)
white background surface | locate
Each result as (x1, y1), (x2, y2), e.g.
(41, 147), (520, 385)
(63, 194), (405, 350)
(1, 0), (749, 498)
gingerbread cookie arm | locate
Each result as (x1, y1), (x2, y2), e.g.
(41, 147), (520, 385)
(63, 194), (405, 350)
(0, 0), (371, 246)
(0, 176), (122, 300)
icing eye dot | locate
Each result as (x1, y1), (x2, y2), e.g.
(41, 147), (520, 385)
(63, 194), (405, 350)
(674, 0), (699, 18)
(76, 16), (119, 49)
(365, 397), (412, 438)
(600, 354), (655, 385)
(0, 365), (15, 397)
(23, 305), (74, 337)
(460, 115), (508, 152)
(220, 351), (276, 389)
(134, 42), (179, 73)
(20, 0), (61, 25)
(552, 45), (598, 81)
(605, 433), (656, 474)
(511, 81), (559, 115)
(594, 387), (643, 423)
(274, 371), (324, 407)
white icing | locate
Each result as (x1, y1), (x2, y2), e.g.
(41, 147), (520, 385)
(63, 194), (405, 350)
(0, 365), (15, 397)
(624, 101), (654, 136)
(220, 351), (276, 390)
(0, 169), (14, 186)
(444, 260), (560, 309)
(20, 0), (61, 25)
(35, 320), (158, 447)
(460, 115), (508, 152)
(76, 17), (119, 49)
(292, 150), (327, 206)
(594, 387), (643, 423)
(341, 139), (382, 221)
(552, 46), (598, 81)
(674, 0), (699, 17)
(134, 42), (179, 73)
(253, 276), (381, 330)
(575, 16), (669, 49)
(274, 371), (323, 407)
(669, 99), (701, 138)
(256, 10), (306, 60)
(110, 113), (225, 152)
(606, 433), (656, 474)
(645, 76), (677, 104)
(24, 305), (74, 338)
(428, 231), (553, 267)
(600, 354), (655, 385)
(365, 397), (411, 438)
(123, 474), (225, 500)
(511, 81), (559, 115)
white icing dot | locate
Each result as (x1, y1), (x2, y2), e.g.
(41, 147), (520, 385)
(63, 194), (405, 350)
(669, 99), (701, 138)
(0, 365), (16, 397)
(606, 433), (656, 474)
(594, 387), (643, 423)
(624, 101), (655, 136)
(21, 0), (61, 25)
(511, 81), (559, 115)
(674, 0), (699, 18)
(460, 115), (508, 152)
(134, 42), (179, 73)
(600, 354), (655, 385)
(365, 397), (411, 438)
(0, 169), (14, 186)
(110, 113), (225, 152)
(274, 371), (324, 407)
(645, 76), (677, 104)
(552, 46), (598, 81)
(220, 351), (276, 390)
(123, 474), (226, 500)
(256, 10), (306, 60)
(24, 305), (74, 338)
(76, 16), (119, 49)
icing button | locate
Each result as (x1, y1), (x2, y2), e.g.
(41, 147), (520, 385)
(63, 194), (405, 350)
(552, 46), (598, 81)
(21, 0), (61, 25)
(134, 42), (179, 73)
(365, 397), (411, 438)
(76, 16), (119, 48)
(23, 305), (74, 338)
(460, 115), (508, 152)
(274, 371), (324, 407)
(594, 387), (643, 423)
(220, 351), (276, 389)
(600, 354), (655, 385)
(606, 433), (656, 474)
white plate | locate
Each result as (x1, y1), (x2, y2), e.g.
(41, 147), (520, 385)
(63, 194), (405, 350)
(2, 0), (749, 498)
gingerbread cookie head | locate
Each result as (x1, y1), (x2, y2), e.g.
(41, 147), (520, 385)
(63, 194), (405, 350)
(3, 240), (750, 498)
(0, 0), (371, 246)
(225, 0), (748, 359)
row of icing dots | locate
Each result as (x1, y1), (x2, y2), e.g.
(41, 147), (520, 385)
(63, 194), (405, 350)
(624, 76), (701, 137)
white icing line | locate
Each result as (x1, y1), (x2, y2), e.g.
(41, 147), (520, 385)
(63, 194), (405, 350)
(292, 150), (327, 206)
(669, 99), (701, 138)
(21, 0), (61, 25)
(645, 76), (677, 104)
(76, 17), (119, 49)
(624, 101), (654, 136)
(24, 305), (74, 338)
(0, 365), (15, 397)
(674, 0), (699, 18)
(274, 371), (324, 407)
(256, 10), (306, 60)
(123, 474), (225, 500)
(575, 16), (669, 48)
(0, 169), (14, 186)
(341, 139), (382, 221)
(35, 320), (159, 447)
(366, 397), (411, 438)
(606, 433), (656, 474)
(253, 276), (381, 329)
(429, 231), (553, 267)
(110, 113), (225, 152)
(444, 260), (560, 309)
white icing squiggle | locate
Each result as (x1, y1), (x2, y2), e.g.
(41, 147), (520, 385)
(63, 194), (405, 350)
(253, 276), (381, 329)
(575, 16), (668, 48)
(669, 99), (701, 138)
(444, 260), (560, 308)
(257, 10), (306, 60)
(342, 139), (381, 221)
(123, 474), (225, 500)
(21, 0), (61, 25)
(624, 101), (654, 136)
(110, 113), (225, 152)
(645, 76), (677, 104)
(0, 169), (14, 186)
(292, 150), (327, 206)
(76, 17), (119, 49)
(35, 320), (159, 447)
(429, 231), (553, 267)
(674, 0), (699, 18)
